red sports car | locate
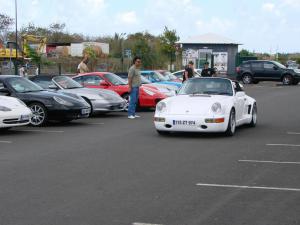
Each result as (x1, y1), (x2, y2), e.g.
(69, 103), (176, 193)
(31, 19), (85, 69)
(73, 72), (167, 108)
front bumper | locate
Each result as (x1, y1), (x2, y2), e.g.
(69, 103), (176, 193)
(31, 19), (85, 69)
(48, 107), (91, 120)
(154, 114), (229, 133)
(0, 113), (32, 128)
(92, 100), (126, 112)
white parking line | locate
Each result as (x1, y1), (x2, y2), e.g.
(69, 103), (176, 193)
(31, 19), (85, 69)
(287, 132), (300, 135)
(16, 129), (64, 133)
(196, 183), (300, 192)
(267, 144), (300, 147)
(0, 140), (12, 144)
(133, 223), (163, 225)
(239, 160), (300, 165)
(87, 122), (105, 125)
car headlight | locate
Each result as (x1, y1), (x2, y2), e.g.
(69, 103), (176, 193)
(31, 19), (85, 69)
(53, 96), (74, 106)
(156, 101), (167, 112)
(144, 89), (155, 96)
(211, 102), (222, 114)
(0, 106), (12, 112)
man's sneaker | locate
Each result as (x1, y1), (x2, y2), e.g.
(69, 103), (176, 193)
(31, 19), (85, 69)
(128, 115), (135, 119)
(135, 115), (140, 118)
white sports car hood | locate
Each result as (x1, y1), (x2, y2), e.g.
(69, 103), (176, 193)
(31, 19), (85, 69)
(0, 96), (25, 110)
(165, 94), (231, 115)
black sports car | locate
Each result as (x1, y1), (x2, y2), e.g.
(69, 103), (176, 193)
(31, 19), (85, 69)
(0, 76), (91, 126)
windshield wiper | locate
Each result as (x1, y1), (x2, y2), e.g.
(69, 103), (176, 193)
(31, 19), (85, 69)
(20, 90), (41, 93)
(67, 87), (82, 89)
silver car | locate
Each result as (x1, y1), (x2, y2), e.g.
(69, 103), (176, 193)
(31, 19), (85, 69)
(30, 75), (126, 114)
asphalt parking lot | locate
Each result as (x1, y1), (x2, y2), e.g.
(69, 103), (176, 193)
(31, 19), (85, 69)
(0, 82), (300, 225)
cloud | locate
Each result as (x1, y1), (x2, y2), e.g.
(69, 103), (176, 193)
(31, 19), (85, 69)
(262, 3), (275, 11)
(196, 17), (235, 33)
(282, 0), (300, 8)
(115, 11), (138, 25)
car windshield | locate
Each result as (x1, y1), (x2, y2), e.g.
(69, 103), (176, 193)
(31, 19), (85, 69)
(160, 71), (177, 80)
(273, 61), (286, 69)
(53, 76), (83, 89)
(7, 77), (43, 93)
(149, 71), (168, 81)
(178, 78), (233, 96)
(141, 76), (151, 84)
(104, 73), (127, 85)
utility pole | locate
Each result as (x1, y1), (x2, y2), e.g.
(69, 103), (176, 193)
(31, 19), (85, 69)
(15, 0), (18, 75)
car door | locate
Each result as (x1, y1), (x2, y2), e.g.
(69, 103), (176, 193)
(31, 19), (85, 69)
(233, 82), (246, 122)
(263, 62), (282, 80)
(251, 62), (264, 79)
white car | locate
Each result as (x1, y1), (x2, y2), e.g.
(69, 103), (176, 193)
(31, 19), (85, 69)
(0, 96), (32, 130)
(154, 77), (257, 136)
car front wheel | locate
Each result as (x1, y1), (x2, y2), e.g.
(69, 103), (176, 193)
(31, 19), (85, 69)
(29, 103), (48, 126)
(122, 93), (129, 111)
(282, 75), (293, 85)
(249, 103), (257, 127)
(225, 109), (236, 136)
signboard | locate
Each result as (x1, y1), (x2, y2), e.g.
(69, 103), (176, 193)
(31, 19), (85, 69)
(213, 52), (228, 73)
(124, 49), (132, 58)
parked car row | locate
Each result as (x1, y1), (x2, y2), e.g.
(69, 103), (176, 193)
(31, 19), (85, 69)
(0, 71), (182, 129)
(0, 75), (91, 127)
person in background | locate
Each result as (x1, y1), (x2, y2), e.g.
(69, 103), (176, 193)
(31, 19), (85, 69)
(201, 62), (216, 77)
(77, 56), (89, 74)
(127, 56), (142, 119)
(182, 61), (194, 82)
(19, 65), (25, 77)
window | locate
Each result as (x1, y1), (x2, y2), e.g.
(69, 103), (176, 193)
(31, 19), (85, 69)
(73, 76), (83, 84)
(242, 63), (250, 68)
(264, 63), (274, 70)
(82, 75), (103, 85)
(34, 80), (53, 89)
(251, 62), (262, 69)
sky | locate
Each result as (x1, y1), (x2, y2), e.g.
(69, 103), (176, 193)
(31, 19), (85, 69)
(1, 0), (300, 53)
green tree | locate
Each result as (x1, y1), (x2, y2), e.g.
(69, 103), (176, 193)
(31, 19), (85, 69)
(159, 26), (179, 70)
(239, 49), (255, 57)
(127, 32), (157, 69)
(0, 13), (14, 43)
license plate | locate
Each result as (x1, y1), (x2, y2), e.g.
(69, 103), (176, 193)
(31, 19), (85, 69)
(81, 108), (91, 115)
(173, 120), (196, 126)
(20, 115), (30, 121)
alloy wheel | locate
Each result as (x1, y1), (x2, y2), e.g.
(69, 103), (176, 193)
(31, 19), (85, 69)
(30, 104), (46, 126)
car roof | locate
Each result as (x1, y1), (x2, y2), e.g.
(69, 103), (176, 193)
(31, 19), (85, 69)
(242, 60), (276, 63)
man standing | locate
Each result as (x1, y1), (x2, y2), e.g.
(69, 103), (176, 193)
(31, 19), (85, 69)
(183, 61), (194, 82)
(127, 56), (142, 119)
(201, 62), (216, 77)
(77, 56), (89, 74)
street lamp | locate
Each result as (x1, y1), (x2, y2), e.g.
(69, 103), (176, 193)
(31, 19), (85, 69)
(120, 33), (126, 72)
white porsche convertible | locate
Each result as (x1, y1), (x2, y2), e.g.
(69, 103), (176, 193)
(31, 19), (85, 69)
(0, 96), (32, 130)
(154, 77), (257, 136)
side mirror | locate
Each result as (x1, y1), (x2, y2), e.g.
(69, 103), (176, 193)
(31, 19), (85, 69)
(0, 88), (10, 95)
(49, 84), (58, 89)
(236, 91), (245, 97)
(100, 80), (109, 86)
(273, 66), (279, 70)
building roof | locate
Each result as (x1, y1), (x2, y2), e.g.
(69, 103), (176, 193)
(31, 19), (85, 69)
(178, 33), (241, 45)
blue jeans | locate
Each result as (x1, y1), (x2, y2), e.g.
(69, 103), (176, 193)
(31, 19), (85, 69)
(128, 87), (139, 116)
